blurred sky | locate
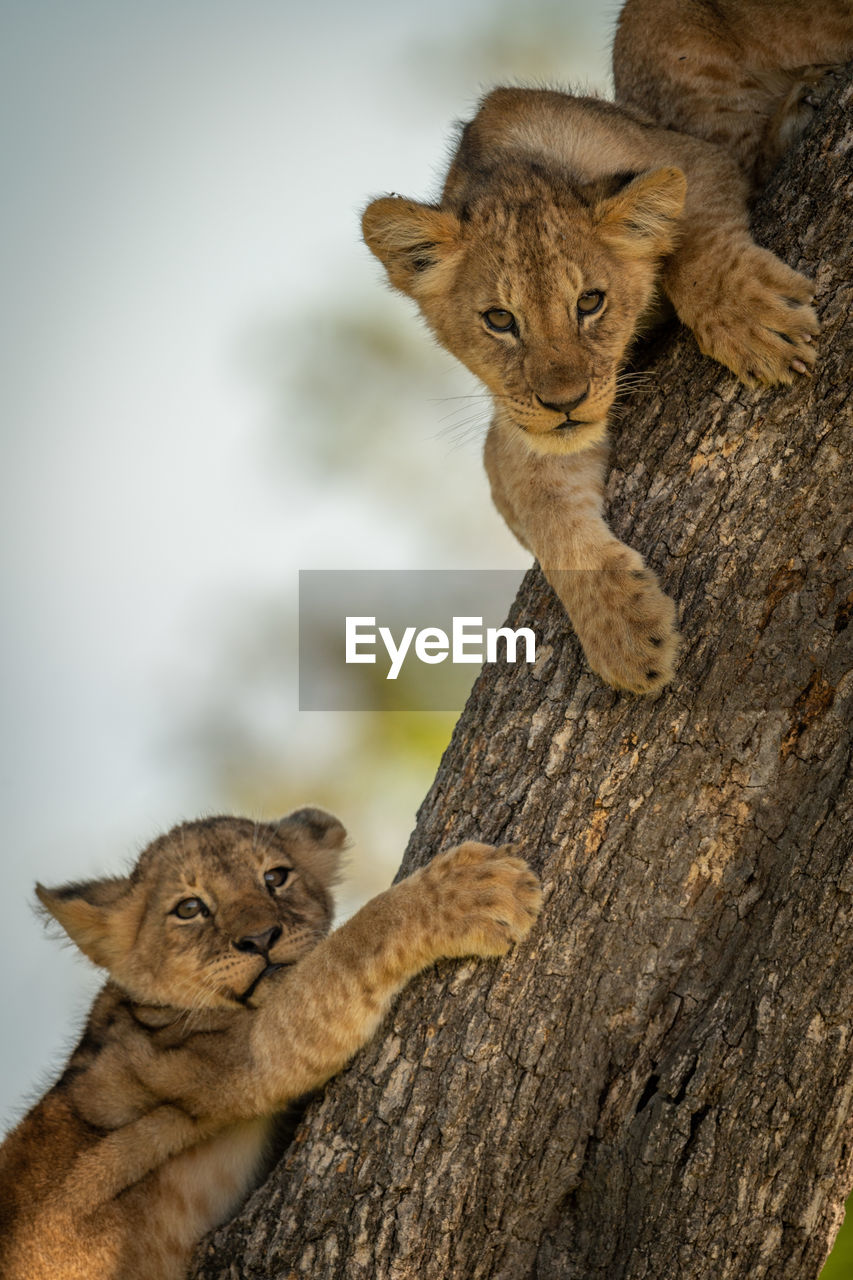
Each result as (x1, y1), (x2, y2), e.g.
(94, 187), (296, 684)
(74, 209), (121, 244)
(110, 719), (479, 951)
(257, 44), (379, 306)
(0, 0), (613, 1122)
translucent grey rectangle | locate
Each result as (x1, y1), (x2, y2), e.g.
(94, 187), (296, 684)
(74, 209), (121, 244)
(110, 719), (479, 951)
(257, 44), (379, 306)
(298, 570), (532, 711)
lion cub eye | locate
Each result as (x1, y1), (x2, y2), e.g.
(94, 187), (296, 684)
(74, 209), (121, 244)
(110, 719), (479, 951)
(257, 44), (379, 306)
(577, 290), (605, 317)
(264, 866), (290, 891)
(483, 308), (517, 334)
(172, 897), (208, 920)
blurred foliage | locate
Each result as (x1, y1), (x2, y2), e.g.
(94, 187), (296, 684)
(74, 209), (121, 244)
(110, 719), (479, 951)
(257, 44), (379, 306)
(241, 292), (513, 563)
(183, 0), (606, 897)
(178, 594), (459, 908)
(246, 300), (459, 474)
(409, 0), (611, 95)
(183, 286), (526, 896)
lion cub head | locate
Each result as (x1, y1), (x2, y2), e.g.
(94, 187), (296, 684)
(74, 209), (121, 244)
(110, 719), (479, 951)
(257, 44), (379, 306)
(36, 808), (346, 1010)
(363, 155), (685, 455)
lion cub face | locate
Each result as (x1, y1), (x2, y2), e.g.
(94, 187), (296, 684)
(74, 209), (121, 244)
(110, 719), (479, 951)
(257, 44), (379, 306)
(363, 164), (685, 454)
(36, 808), (346, 1010)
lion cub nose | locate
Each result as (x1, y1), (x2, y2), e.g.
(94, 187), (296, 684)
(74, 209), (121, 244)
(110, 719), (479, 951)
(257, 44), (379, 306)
(537, 388), (589, 415)
(234, 925), (282, 955)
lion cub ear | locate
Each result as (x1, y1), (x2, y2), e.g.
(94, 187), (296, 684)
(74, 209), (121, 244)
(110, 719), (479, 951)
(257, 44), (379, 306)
(35, 876), (141, 971)
(273, 807), (347, 885)
(594, 167), (686, 259)
(362, 196), (462, 297)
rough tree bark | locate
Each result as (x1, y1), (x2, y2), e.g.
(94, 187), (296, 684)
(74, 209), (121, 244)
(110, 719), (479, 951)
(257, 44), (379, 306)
(192, 73), (852, 1280)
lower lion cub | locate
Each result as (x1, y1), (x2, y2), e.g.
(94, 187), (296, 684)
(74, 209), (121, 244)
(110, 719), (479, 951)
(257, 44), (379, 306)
(0, 809), (540, 1280)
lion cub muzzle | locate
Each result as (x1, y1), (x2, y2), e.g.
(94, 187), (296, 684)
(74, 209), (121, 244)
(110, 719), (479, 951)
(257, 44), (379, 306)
(535, 388), (590, 426)
(515, 381), (611, 454)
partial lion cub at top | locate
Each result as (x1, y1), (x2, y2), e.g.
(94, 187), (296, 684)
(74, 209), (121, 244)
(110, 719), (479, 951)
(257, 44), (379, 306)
(0, 809), (540, 1280)
(363, 0), (852, 694)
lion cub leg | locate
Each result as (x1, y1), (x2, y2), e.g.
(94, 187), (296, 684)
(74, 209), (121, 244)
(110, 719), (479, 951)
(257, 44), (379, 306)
(614, 0), (853, 182)
(755, 63), (850, 184)
(663, 204), (819, 387)
(485, 424), (678, 695)
(235, 843), (541, 1118)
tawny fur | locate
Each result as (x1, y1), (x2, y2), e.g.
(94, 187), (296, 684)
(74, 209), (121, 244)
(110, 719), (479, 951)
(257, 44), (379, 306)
(0, 810), (541, 1280)
(614, 0), (853, 183)
(362, 1), (852, 695)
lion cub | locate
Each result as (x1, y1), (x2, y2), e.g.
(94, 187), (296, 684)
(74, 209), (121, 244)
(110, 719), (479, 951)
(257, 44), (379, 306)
(363, 1), (852, 695)
(0, 809), (540, 1280)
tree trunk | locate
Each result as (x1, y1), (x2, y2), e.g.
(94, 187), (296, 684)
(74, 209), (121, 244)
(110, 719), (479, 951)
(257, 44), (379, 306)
(191, 72), (853, 1280)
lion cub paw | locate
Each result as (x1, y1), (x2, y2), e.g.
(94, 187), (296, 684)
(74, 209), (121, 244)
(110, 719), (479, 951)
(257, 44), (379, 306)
(424, 841), (542, 959)
(695, 246), (818, 386)
(563, 555), (679, 695)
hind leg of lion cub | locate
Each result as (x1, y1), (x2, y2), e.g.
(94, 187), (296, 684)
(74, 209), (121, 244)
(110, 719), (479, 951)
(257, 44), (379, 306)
(614, 0), (853, 183)
(485, 421), (678, 695)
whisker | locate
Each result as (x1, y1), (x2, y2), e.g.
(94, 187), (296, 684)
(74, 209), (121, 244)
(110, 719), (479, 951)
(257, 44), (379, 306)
(434, 404), (486, 427)
(434, 407), (490, 432)
(615, 379), (654, 391)
(428, 391), (515, 408)
(433, 409), (492, 453)
(428, 393), (496, 403)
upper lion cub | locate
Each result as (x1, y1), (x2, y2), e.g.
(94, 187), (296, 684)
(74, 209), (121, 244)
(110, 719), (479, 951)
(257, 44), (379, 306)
(363, 0), (852, 694)
(0, 809), (540, 1280)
